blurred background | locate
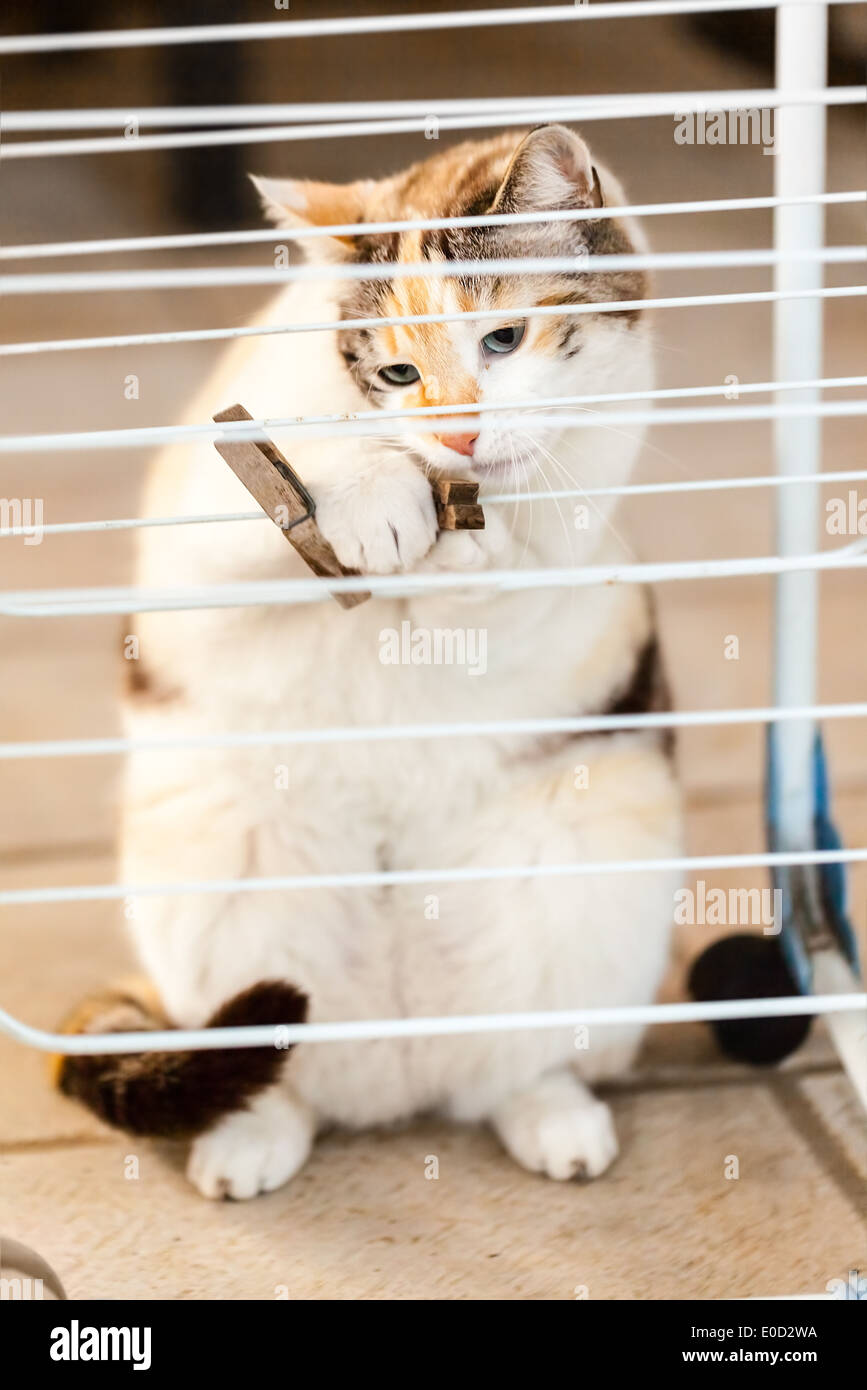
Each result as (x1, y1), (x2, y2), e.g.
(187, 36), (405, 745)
(1, 0), (865, 1300)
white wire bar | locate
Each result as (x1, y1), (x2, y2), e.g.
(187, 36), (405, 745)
(4, 87), (864, 159)
(3, 284), (862, 358)
(1, 3), (862, 57)
(4, 376), (862, 487)
(2, 398), (864, 458)
(3, 245), (863, 297)
(772, 2), (829, 854)
(3, 847), (867, 909)
(2, 94), (809, 133)
(3, 542), (866, 619)
(8, 96), (867, 136)
(0, 1), (838, 45)
(2, 190), (862, 262)
(10, 374), (864, 458)
(5, 463), (867, 544)
(3, 701), (867, 763)
(0, 993), (863, 1057)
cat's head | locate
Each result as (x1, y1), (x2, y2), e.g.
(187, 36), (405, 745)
(252, 125), (650, 484)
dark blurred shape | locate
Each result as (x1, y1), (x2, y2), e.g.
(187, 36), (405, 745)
(3, 0), (118, 32)
(691, 9), (867, 85)
(162, 0), (248, 227)
(688, 933), (812, 1066)
(689, 12), (774, 73)
(1, 0), (266, 228)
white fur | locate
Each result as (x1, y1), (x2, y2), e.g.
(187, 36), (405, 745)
(123, 249), (682, 1198)
(491, 1070), (619, 1180)
(188, 1088), (314, 1200)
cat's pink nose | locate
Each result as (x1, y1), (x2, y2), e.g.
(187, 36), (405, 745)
(437, 432), (478, 457)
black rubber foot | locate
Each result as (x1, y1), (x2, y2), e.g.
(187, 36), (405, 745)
(688, 933), (812, 1065)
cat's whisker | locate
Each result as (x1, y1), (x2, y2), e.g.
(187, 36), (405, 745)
(522, 433), (591, 569)
(515, 433), (588, 617)
(515, 429), (576, 567)
(503, 445), (524, 545)
(511, 438), (535, 568)
(518, 400), (684, 474)
(507, 435), (524, 556)
(552, 420), (691, 482)
(521, 426), (639, 562)
(519, 440), (538, 562)
(636, 328), (690, 362)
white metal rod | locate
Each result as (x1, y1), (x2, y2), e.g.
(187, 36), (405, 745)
(1, 398), (864, 457)
(0, 95), (775, 132)
(5, 462), (867, 542)
(771, 8), (865, 1110)
(2, 541), (866, 618)
(811, 951), (867, 1106)
(2, 190), (862, 262)
(2, 88), (863, 160)
(4, 374), (859, 457)
(3, 848), (867, 910)
(2, 245), (862, 297)
(0, 4), (856, 58)
(0, 4), (860, 56)
(2, 701), (867, 763)
(5, 99), (867, 135)
(1, 92), (814, 132)
(773, 5), (830, 853)
(3, 284), (862, 358)
(0, 993), (863, 1057)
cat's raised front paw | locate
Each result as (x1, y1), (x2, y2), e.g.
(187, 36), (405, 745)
(315, 463), (438, 575)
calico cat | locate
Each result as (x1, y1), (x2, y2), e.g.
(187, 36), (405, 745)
(57, 125), (683, 1199)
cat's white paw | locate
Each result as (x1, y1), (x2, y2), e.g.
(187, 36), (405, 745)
(419, 505), (510, 573)
(187, 1089), (314, 1200)
(491, 1072), (619, 1181)
(419, 528), (490, 573)
(315, 464), (438, 574)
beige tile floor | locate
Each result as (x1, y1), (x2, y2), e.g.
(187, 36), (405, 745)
(1, 8), (865, 1299)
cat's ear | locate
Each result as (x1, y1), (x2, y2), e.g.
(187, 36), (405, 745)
(490, 125), (603, 214)
(249, 174), (376, 259)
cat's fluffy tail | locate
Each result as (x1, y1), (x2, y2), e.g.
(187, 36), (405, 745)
(52, 978), (307, 1138)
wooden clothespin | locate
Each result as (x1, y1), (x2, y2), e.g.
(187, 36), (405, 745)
(213, 403), (484, 610)
(430, 477), (485, 533)
(213, 403), (369, 610)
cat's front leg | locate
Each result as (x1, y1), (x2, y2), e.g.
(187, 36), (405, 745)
(313, 453), (438, 574)
(490, 1069), (619, 1181)
(187, 1086), (316, 1201)
(417, 502), (513, 574)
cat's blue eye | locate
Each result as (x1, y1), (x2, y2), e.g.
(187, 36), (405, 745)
(379, 363), (420, 386)
(481, 322), (526, 356)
